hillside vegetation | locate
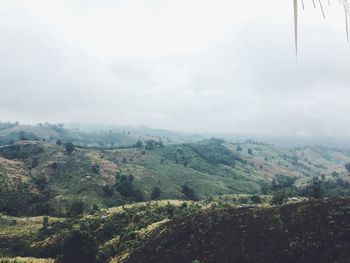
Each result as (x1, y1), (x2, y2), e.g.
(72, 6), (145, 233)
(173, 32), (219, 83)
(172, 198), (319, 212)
(0, 124), (350, 217)
(0, 124), (350, 262)
(126, 197), (350, 263)
(1, 197), (262, 262)
(1, 197), (349, 263)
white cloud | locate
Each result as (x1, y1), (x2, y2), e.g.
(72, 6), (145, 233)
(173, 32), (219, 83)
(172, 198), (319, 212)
(0, 0), (349, 137)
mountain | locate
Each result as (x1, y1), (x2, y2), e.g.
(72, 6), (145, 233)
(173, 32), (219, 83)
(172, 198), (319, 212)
(0, 135), (350, 217)
(0, 122), (203, 147)
(1, 124), (350, 263)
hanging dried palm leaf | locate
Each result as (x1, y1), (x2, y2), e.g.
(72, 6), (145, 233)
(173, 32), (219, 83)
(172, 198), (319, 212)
(294, 0), (298, 56)
(293, 0), (349, 57)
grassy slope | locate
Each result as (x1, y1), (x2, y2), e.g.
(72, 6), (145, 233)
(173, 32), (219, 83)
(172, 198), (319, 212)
(126, 197), (350, 263)
(0, 196), (270, 262)
(1, 197), (349, 263)
(0, 215), (62, 258)
(0, 139), (350, 216)
(0, 257), (54, 263)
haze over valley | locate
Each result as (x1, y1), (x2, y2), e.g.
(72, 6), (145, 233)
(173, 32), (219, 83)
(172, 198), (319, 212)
(1, 1), (350, 263)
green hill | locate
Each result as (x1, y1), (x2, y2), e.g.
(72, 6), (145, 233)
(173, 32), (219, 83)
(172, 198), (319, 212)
(1, 137), (350, 217)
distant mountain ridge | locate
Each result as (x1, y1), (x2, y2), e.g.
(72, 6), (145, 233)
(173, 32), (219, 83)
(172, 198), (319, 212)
(0, 129), (349, 216)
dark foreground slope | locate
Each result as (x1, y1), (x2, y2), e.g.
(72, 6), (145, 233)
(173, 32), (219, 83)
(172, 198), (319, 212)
(126, 198), (350, 263)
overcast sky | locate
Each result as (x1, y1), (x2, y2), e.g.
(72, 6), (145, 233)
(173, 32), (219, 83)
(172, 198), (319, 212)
(0, 0), (349, 137)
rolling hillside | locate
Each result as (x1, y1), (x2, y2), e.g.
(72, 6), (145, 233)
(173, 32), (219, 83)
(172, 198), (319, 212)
(1, 197), (349, 263)
(1, 125), (350, 262)
(0, 134), (350, 217)
(126, 197), (350, 263)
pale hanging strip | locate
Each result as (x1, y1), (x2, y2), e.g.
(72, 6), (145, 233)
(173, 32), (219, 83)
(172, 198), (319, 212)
(294, 0), (298, 56)
(343, 0), (349, 41)
(345, 2), (349, 41)
(294, 0), (350, 57)
(319, 0), (326, 18)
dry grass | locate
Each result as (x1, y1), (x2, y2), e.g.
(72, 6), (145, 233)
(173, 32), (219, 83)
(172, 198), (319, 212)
(103, 200), (192, 215)
(0, 257), (54, 263)
(0, 216), (63, 239)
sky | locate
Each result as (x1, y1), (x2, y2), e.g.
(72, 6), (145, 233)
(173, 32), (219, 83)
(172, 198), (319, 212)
(0, 0), (349, 137)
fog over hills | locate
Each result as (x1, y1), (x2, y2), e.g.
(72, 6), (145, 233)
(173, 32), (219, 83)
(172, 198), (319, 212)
(1, 0), (350, 138)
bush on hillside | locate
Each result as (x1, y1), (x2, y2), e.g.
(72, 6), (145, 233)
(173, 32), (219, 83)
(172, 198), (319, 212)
(115, 174), (144, 201)
(145, 140), (156, 150)
(182, 184), (198, 201)
(57, 229), (97, 263)
(134, 140), (144, 148)
(102, 185), (114, 198)
(65, 142), (75, 154)
(151, 186), (162, 200)
(270, 189), (288, 205)
(345, 163), (350, 173)
(68, 200), (85, 218)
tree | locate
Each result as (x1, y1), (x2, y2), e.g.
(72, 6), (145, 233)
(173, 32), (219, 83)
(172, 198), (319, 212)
(57, 229), (97, 263)
(102, 185), (114, 198)
(32, 157), (39, 168)
(135, 140), (144, 148)
(270, 189), (288, 205)
(305, 180), (324, 199)
(251, 195), (261, 204)
(145, 140), (156, 150)
(271, 174), (296, 191)
(151, 186), (162, 200)
(182, 184), (198, 201)
(115, 174), (144, 201)
(68, 200), (85, 217)
(65, 142), (75, 154)
(247, 148), (253, 155)
(42, 216), (49, 230)
(91, 164), (100, 174)
(345, 163), (350, 173)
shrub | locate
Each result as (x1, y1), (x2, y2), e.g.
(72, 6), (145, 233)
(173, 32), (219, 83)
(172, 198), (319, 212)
(134, 140), (144, 148)
(65, 142), (75, 154)
(345, 163), (350, 173)
(68, 200), (85, 218)
(145, 140), (156, 150)
(102, 185), (114, 198)
(251, 195), (261, 204)
(151, 186), (162, 200)
(270, 190), (288, 205)
(305, 180), (324, 199)
(116, 175), (144, 201)
(91, 164), (100, 174)
(42, 216), (49, 230)
(182, 184), (198, 201)
(57, 229), (97, 263)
